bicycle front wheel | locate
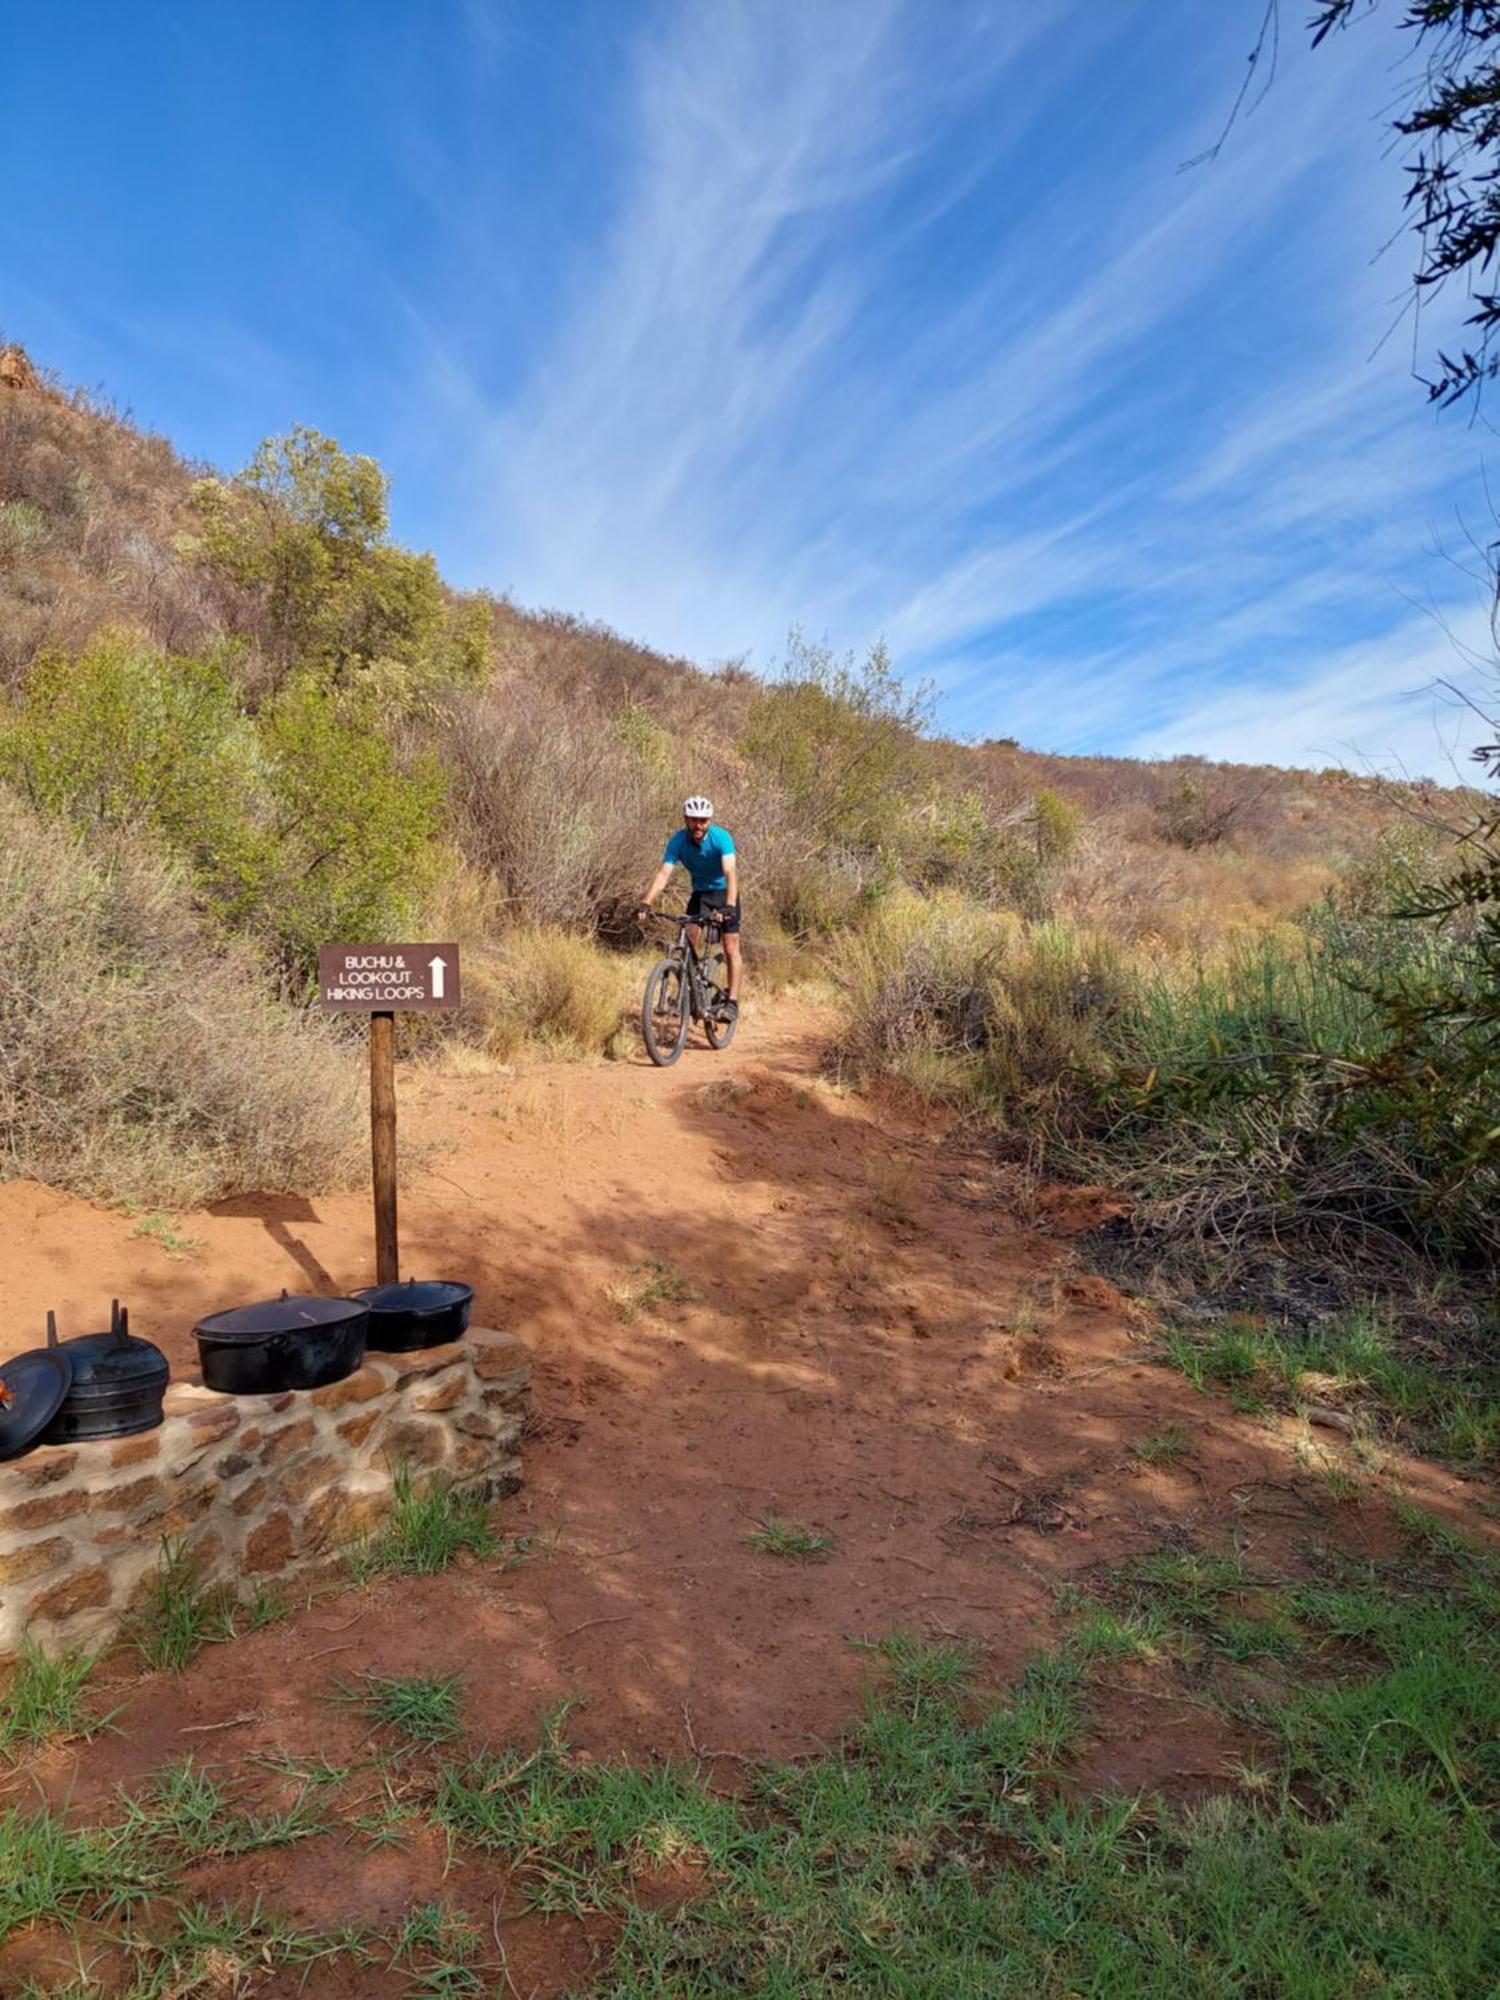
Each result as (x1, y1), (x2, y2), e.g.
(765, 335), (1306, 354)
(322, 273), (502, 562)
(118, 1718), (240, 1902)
(702, 948), (738, 1050)
(642, 957), (690, 1066)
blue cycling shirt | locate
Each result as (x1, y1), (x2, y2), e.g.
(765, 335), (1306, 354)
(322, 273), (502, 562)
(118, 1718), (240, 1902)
(664, 825), (736, 895)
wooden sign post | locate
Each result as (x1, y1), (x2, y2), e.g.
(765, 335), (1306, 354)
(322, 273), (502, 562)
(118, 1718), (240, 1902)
(318, 944), (461, 1285)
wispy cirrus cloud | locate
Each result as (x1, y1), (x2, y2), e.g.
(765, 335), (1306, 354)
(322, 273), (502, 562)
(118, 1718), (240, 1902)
(430, 0), (1490, 773)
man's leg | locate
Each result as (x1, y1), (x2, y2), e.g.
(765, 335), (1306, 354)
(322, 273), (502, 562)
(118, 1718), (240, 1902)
(723, 930), (742, 1001)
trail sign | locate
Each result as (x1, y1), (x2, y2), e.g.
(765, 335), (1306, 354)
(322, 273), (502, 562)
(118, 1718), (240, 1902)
(318, 943), (461, 1013)
(318, 942), (462, 1284)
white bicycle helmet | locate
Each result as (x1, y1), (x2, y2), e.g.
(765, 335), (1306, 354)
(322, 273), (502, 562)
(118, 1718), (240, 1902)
(683, 795), (714, 818)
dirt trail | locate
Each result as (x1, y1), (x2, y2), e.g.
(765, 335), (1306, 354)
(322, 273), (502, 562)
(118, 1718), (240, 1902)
(3, 998), (1496, 1993)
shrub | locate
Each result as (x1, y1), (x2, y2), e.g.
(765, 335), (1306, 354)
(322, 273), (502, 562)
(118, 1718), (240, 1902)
(829, 890), (1124, 1117)
(741, 633), (930, 853)
(1084, 908), (1499, 1274)
(238, 675), (446, 975)
(744, 915), (804, 992)
(1, 636), (446, 980)
(0, 792), (360, 1205)
(0, 631), (257, 869)
(442, 685), (669, 927)
(0, 499), (48, 566)
(1031, 787), (1082, 861)
(1153, 765), (1269, 850)
(477, 927), (631, 1058)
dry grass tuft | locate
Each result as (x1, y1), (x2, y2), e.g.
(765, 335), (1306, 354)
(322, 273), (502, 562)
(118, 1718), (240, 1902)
(0, 794), (361, 1205)
(476, 927), (635, 1060)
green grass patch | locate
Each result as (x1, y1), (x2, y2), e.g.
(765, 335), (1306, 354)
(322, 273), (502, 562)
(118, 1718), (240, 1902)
(1070, 1541), (1308, 1672)
(335, 1670), (466, 1748)
(0, 1804), (157, 1939)
(7, 1551), (1497, 1996)
(346, 1465), (496, 1580)
(746, 1514), (835, 1563)
(1130, 1424), (1191, 1467)
(126, 1539), (240, 1673)
(123, 1541), (286, 1674)
(115, 1758), (327, 1863)
(387, 1899), (487, 1995)
(0, 1638), (115, 1760)
(1067, 1602), (1174, 1663)
(88, 1899), (372, 1999)
(130, 1210), (203, 1257)
(1161, 1306), (1500, 1464)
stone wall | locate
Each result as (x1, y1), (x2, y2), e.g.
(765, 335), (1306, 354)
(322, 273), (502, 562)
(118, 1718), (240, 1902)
(0, 1327), (530, 1663)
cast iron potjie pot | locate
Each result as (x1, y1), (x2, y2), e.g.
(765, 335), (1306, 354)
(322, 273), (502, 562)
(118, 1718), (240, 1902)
(192, 1292), (368, 1396)
(0, 1312), (73, 1462)
(42, 1301), (169, 1443)
(351, 1278), (474, 1352)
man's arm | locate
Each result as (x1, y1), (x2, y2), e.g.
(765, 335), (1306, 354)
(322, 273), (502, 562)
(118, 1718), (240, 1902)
(641, 862), (674, 909)
(721, 852), (739, 908)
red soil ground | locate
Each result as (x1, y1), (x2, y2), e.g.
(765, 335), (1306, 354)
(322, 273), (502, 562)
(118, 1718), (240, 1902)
(2, 999), (1496, 1995)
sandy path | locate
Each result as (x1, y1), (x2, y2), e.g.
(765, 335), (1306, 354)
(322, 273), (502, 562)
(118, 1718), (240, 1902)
(3, 998), (1495, 1994)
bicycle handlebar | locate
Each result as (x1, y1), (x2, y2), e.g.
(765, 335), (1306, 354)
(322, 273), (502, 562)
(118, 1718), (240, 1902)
(636, 906), (728, 925)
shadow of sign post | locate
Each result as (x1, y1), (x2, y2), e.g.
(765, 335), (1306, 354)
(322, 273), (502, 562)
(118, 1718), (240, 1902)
(317, 943), (462, 1284)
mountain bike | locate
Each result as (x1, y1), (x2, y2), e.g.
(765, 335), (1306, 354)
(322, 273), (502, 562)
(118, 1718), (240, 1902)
(636, 908), (737, 1066)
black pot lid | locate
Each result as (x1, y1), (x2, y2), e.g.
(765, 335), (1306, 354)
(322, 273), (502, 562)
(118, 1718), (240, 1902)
(195, 1293), (369, 1343)
(61, 1331), (170, 1386)
(0, 1342), (73, 1461)
(353, 1279), (474, 1315)
(61, 1304), (168, 1386)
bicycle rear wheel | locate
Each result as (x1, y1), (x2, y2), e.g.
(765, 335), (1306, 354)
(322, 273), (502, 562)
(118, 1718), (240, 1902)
(642, 957), (690, 1066)
(702, 947), (738, 1050)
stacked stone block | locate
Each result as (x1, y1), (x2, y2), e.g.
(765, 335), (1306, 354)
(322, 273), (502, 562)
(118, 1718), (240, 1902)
(0, 1327), (530, 1663)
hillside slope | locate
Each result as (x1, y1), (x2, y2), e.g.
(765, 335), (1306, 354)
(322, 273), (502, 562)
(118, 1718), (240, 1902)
(0, 342), (1434, 916)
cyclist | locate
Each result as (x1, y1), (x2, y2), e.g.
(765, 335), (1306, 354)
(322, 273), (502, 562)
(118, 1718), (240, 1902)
(637, 795), (740, 1021)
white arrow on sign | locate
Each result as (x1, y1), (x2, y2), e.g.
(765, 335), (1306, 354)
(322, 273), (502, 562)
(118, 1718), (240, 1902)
(430, 955), (447, 1000)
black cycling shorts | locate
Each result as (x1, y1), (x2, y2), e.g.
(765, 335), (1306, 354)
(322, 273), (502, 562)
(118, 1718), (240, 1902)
(687, 891), (740, 934)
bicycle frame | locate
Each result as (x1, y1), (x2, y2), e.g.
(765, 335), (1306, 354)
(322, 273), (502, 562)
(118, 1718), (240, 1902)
(665, 912), (721, 1020)
(639, 909), (725, 1019)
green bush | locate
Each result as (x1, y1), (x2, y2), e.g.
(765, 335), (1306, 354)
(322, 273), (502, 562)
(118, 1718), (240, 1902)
(1031, 787), (1081, 862)
(1, 635), (446, 980)
(238, 676), (445, 975)
(481, 926), (631, 1058)
(830, 891), (1123, 1116)
(1086, 903), (1498, 1272)
(0, 631), (258, 876)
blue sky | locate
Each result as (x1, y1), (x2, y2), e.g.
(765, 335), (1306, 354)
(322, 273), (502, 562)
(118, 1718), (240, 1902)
(2, 0), (1490, 774)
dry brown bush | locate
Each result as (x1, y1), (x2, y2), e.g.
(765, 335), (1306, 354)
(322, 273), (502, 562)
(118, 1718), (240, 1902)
(440, 683), (681, 926)
(0, 792), (361, 1206)
(1059, 823), (1339, 954)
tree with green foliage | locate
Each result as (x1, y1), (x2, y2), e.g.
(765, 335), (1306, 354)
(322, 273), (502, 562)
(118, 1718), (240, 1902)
(187, 427), (492, 703)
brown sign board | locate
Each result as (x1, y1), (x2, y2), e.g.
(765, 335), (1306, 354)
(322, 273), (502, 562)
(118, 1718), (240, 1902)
(318, 943), (461, 1013)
